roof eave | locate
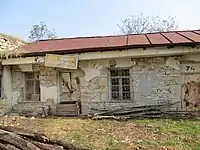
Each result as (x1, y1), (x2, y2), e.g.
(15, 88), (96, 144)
(22, 42), (200, 57)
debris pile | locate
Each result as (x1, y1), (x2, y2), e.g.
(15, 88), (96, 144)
(90, 102), (200, 120)
(0, 126), (89, 150)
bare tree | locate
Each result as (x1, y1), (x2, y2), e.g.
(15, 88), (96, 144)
(118, 13), (178, 34)
(28, 21), (57, 41)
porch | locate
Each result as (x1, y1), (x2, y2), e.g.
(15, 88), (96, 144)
(2, 55), (81, 116)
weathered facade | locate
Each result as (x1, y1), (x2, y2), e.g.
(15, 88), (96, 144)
(1, 30), (200, 116)
(0, 34), (25, 115)
(1, 52), (200, 116)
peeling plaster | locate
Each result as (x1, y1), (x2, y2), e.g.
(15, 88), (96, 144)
(40, 86), (58, 104)
(11, 91), (20, 105)
(82, 62), (103, 81)
(166, 57), (180, 70)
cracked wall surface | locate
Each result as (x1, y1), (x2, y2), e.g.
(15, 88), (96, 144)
(59, 71), (81, 102)
(79, 57), (182, 114)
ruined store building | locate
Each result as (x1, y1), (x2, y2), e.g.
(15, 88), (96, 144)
(1, 30), (200, 116)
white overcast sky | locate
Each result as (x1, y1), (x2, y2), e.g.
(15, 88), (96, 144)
(0, 0), (199, 40)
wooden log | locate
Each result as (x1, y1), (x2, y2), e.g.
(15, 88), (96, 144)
(93, 101), (180, 116)
(0, 126), (48, 143)
(112, 108), (157, 116)
(0, 126), (90, 150)
(91, 116), (127, 121)
(32, 141), (64, 150)
(0, 129), (40, 150)
(0, 143), (20, 150)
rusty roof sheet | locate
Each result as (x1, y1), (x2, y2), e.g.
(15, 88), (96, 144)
(128, 34), (149, 45)
(146, 33), (171, 44)
(178, 31), (200, 42)
(21, 30), (200, 55)
(161, 32), (192, 43)
(194, 31), (200, 35)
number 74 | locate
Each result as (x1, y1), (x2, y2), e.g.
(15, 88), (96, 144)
(186, 66), (195, 71)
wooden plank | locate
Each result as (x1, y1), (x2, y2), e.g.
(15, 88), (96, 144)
(56, 103), (79, 116)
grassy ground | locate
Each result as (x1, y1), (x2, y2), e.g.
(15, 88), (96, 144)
(0, 116), (200, 150)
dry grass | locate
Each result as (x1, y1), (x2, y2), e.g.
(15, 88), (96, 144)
(0, 117), (199, 150)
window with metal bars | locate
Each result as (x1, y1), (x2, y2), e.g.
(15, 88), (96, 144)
(110, 69), (131, 100)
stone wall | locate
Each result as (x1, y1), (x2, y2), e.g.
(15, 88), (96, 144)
(79, 57), (182, 115)
(180, 54), (200, 110)
(7, 56), (191, 115)
(12, 67), (25, 103)
(132, 57), (181, 109)
(40, 66), (58, 104)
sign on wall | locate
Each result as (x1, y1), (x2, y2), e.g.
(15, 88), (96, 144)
(181, 63), (200, 73)
(44, 54), (78, 69)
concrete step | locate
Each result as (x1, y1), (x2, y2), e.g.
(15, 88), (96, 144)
(11, 103), (57, 116)
(11, 102), (45, 116)
(0, 105), (10, 116)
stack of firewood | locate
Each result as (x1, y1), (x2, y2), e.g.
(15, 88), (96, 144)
(0, 126), (89, 150)
(90, 102), (200, 120)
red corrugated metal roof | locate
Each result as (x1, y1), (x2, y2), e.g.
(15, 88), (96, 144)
(161, 32), (192, 43)
(194, 31), (200, 35)
(21, 30), (200, 55)
(146, 33), (171, 44)
(178, 31), (200, 42)
(128, 34), (149, 45)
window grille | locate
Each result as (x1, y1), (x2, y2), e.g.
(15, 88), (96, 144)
(110, 69), (130, 100)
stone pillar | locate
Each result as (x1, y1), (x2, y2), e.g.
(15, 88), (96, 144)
(40, 67), (59, 104)
(2, 66), (12, 107)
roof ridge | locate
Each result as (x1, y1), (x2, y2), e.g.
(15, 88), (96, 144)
(36, 29), (200, 42)
(37, 34), (127, 42)
(20, 29), (200, 56)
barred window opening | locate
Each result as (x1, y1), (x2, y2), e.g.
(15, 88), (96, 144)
(110, 69), (130, 100)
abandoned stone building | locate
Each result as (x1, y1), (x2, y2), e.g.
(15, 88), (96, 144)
(0, 30), (200, 116)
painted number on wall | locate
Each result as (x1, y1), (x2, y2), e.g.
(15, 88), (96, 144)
(186, 65), (195, 71)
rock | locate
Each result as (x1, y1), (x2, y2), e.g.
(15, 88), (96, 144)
(30, 116), (36, 120)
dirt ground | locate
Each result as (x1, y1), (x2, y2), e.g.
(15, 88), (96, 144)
(0, 116), (199, 150)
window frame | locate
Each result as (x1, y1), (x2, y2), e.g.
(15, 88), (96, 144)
(108, 68), (133, 102)
(25, 72), (40, 101)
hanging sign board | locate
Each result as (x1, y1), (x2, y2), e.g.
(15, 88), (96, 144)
(44, 54), (78, 69)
